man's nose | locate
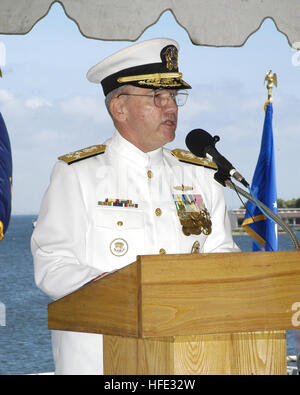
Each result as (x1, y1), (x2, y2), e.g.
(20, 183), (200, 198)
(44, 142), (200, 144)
(165, 95), (178, 112)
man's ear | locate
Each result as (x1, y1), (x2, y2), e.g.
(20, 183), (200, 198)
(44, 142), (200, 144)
(109, 96), (127, 122)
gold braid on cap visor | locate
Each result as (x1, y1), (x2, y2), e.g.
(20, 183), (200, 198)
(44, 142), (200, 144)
(117, 72), (190, 88)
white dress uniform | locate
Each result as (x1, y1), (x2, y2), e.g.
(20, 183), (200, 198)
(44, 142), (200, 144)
(31, 130), (239, 374)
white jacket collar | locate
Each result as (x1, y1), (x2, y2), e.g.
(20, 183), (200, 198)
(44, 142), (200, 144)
(106, 130), (164, 167)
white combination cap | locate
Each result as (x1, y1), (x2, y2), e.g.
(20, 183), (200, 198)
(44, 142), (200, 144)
(86, 38), (191, 96)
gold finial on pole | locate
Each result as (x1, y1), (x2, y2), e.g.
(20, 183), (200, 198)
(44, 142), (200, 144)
(264, 70), (277, 100)
(264, 70), (277, 111)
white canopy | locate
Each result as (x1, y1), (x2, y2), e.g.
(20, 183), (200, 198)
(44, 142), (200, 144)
(1, 0), (300, 47)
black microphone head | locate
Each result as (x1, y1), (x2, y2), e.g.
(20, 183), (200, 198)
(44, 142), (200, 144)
(185, 129), (214, 157)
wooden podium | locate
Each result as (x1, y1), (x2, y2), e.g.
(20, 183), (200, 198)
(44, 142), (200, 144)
(48, 251), (300, 375)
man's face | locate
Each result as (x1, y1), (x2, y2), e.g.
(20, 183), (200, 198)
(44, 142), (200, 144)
(116, 86), (178, 152)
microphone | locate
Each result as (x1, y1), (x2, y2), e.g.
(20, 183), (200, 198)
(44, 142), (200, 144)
(185, 128), (249, 188)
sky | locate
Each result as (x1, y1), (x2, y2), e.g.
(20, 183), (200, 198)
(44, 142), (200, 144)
(0, 3), (299, 214)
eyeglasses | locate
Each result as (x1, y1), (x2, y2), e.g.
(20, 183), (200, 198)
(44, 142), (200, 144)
(116, 90), (189, 107)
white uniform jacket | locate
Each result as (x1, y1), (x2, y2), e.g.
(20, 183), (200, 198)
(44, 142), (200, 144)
(31, 130), (239, 374)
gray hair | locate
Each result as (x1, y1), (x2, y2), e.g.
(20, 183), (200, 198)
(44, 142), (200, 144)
(105, 85), (132, 118)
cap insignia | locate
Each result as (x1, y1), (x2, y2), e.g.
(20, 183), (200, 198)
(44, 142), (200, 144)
(58, 144), (106, 165)
(161, 45), (178, 71)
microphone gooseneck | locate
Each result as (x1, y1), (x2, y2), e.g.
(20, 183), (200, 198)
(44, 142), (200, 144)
(226, 180), (300, 251)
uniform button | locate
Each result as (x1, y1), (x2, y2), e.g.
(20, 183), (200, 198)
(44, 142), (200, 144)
(117, 221), (123, 227)
(159, 248), (166, 255)
(147, 170), (153, 179)
(155, 208), (162, 216)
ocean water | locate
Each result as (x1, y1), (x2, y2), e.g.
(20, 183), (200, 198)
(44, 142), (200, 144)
(0, 215), (299, 375)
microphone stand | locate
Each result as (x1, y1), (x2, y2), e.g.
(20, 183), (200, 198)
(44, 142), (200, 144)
(224, 179), (300, 251)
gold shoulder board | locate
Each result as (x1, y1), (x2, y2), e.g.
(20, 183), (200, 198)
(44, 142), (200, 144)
(171, 148), (217, 170)
(58, 144), (106, 165)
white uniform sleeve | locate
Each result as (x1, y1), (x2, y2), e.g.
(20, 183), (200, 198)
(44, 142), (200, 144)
(31, 161), (102, 300)
(203, 175), (240, 253)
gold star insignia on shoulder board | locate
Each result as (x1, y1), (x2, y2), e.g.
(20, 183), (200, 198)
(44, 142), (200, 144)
(58, 144), (106, 165)
(171, 148), (217, 170)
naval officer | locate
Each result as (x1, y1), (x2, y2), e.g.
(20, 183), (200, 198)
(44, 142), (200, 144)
(31, 38), (239, 375)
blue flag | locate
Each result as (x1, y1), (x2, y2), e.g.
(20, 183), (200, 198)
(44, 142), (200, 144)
(242, 101), (278, 251)
(0, 112), (12, 240)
